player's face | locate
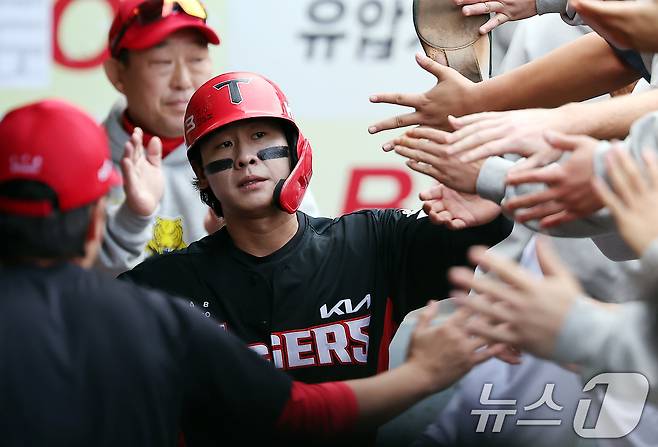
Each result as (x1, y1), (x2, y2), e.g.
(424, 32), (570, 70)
(198, 119), (292, 218)
(117, 29), (212, 138)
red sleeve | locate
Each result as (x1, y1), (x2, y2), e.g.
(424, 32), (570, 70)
(275, 381), (358, 437)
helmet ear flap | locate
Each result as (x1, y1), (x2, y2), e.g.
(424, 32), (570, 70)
(282, 121), (299, 168)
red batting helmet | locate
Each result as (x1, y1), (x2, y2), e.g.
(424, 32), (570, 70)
(184, 72), (312, 214)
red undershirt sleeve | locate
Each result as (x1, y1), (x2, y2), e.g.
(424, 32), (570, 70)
(275, 381), (359, 438)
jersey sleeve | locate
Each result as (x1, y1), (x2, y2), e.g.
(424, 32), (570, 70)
(373, 209), (513, 322)
(178, 301), (293, 442)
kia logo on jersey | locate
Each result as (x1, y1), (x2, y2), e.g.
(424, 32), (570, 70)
(320, 294), (371, 319)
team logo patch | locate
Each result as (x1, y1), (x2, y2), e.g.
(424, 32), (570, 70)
(147, 217), (188, 255)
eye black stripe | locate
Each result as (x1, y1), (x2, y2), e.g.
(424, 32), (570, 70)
(257, 146), (289, 160)
(204, 158), (233, 174)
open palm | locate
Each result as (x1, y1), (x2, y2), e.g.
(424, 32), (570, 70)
(421, 183), (501, 229)
(120, 127), (165, 217)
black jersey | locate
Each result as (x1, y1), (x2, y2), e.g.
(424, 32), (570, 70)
(0, 263), (291, 446)
(122, 209), (512, 383)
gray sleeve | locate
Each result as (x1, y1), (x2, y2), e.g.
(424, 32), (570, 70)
(96, 193), (155, 277)
(535, 0), (586, 24)
(536, 0), (567, 14)
(553, 298), (658, 401)
(594, 112), (658, 186)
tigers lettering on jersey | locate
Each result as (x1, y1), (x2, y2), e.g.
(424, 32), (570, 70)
(249, 314), (370, 370)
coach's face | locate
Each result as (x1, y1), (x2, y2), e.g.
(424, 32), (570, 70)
(107, 29), (212, 138)
(197, 119), (292, 218)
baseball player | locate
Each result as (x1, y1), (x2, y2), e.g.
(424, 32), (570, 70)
(99, 0), (320, 274)
(0, 99), (500, 446)
(121, 71), (513, 385)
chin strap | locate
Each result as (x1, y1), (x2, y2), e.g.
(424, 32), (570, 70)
(274, 139), (312, 213)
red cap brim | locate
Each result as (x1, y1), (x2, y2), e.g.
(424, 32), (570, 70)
(118, 14), (220, 53)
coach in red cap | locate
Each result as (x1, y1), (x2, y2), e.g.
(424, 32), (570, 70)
(99, 0), (319, 275)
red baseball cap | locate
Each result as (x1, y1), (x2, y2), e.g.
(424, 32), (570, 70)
(108, 0), (220, 57)
(0, 100), (121, 217)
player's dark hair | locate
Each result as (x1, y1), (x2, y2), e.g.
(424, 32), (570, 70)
(190, 118), (297, 218)
(0, 180), (92, 262)
(116, 48), (131, 66)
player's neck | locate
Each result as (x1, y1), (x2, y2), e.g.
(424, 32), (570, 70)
(224, 211), (299, 257)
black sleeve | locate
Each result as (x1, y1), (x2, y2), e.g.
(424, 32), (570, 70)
(177, 300), (292, 443)
(118, 255), (201, 302)
(374, 209), (513, 322)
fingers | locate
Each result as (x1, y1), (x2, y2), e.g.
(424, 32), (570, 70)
(415, 52), (464, 83)
(406, 127), (453, 145)
(395, 145), (441, 167)
(462, 1), (504, 16)
(510, 148), (563, 173)
(466, 319), (519, 345)
(394, 134), (447, 156)
(449, 265), (527, 305)
(428, 210), (455, 226)
(466, 247), (538, 292)
(449, 111), (500, 129)
(503, 187), (559, 212)
(454, 0), (489, 6)
(406, 159), (443, 182)
(146, 136), (163, 167)
(538, 210), (578, 228)
(514, 201), (565, 223)
(455, 293), (513, 323)
(416, 300), (439, 331)
(419, 183), (444, 201)
(591, 176), (625, 219)
(534, 237), (570, 278)
(369, 92), (423, 108)
(446, 218), (467, 230)
(448, 126), (508, 157)
(643, 150), (658, 188)
(480, 13), (510, 34)
(606, 147), (640, 205)
(460, 138), (518, 163)
(612, 145), (647, 196)
(506, 163), (564, 186)
(368, 111), (423, 134)
(543, 130), (595, 153)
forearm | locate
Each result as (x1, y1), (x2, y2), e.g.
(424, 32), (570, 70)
(480, 33), (641, 111)
(565, 89), (658, 140)
(276, 363), (436, 437)
(346, 363), (436, 428)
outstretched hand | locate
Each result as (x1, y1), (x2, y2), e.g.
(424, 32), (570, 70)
(390, 127), (483, 194)
(451, 239), (584, 358)
(421, 183), (501, 230)
(406, 301), (506, 392)
(444, 109), (564, 166)
(121, 127), (165, 217)
(369, 53), (479, 135)
(503, 130), (601, 227)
